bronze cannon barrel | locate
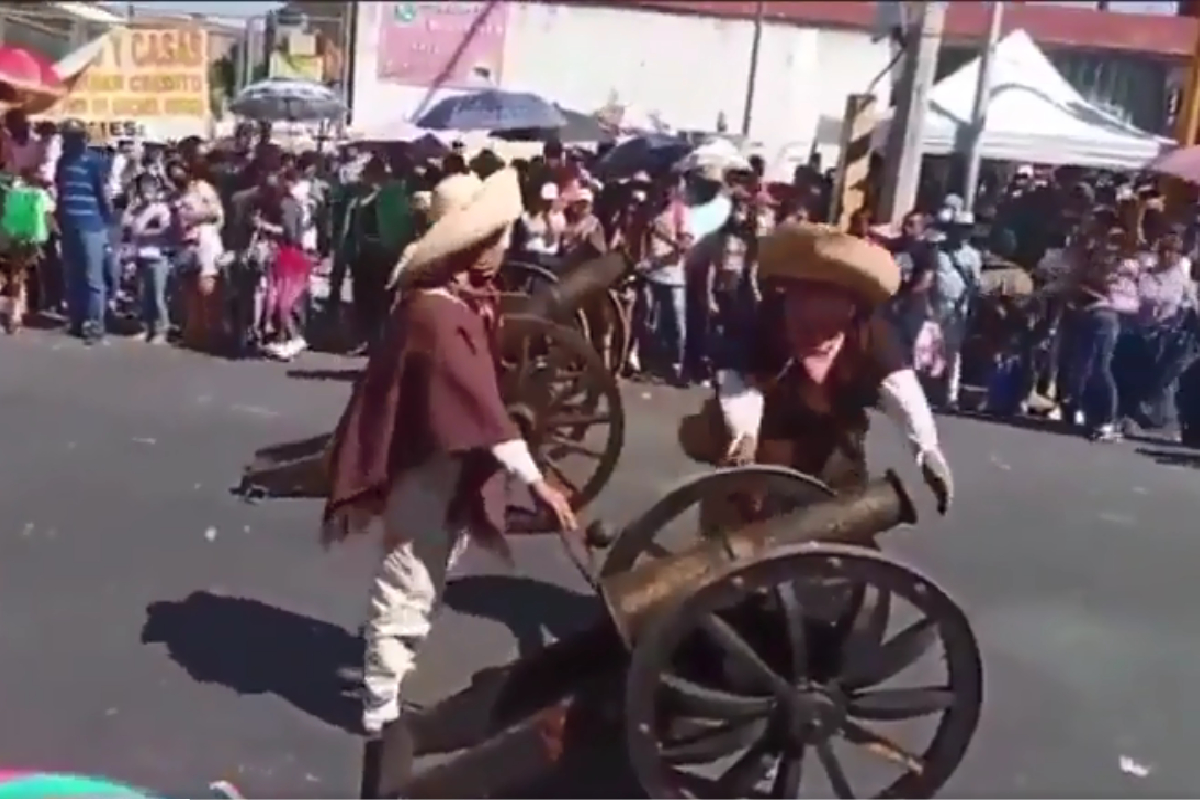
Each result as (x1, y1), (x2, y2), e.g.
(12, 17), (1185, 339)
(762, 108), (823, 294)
(598, 471), (918, 645)
(519, 252), (631, 321)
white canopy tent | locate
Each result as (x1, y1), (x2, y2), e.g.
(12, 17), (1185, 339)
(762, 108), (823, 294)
(875, 30), (1168, 170)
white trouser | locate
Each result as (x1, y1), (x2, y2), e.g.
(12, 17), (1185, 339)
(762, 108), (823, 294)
(362, 455), (469, 711)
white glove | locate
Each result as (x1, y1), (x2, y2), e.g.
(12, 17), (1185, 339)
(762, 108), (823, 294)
(917, 448), (953, 514)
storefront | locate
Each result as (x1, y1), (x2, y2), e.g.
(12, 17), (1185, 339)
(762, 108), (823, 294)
(42, 25), (213, 141)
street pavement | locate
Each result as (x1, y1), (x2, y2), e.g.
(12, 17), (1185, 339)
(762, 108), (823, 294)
(0, 330), (1199, 797)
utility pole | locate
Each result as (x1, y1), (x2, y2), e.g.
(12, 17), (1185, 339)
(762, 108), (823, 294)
(877, 1), (947, 225)
(741, 0), (766, 136)
(962, 1), (1004, 214)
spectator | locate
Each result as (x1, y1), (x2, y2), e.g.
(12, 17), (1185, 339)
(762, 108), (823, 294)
(123, 172), (174, 344)
(1127, 232), (1198, 433)
(54, 119), (113, 344)
(1064, 218), (1140, 440)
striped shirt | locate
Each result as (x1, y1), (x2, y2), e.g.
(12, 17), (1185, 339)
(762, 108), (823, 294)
(54, 146), (111, 232)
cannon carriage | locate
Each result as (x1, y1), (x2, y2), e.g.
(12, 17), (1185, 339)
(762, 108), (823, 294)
(360, 468), (982, 799)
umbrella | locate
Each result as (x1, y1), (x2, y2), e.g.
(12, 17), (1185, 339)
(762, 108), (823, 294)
(0, 46), (65, 107)
(415, 89), (566, 133)
(675, 138), (752, 174)
(492, 104), (613, 144)
(229, 78), (347, 123)
(1145, 145), (1200, 184)
(594, 133), (692, 180)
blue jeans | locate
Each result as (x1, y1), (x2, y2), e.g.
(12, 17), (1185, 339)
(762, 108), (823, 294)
(61, 226), (109, 330)
(1118, 313), (1198, 428)
(640, 281), (687, 374)
(1067, 307), (1121, 426)
(137, 255), (172, 333)
(104, 241), (121, 302)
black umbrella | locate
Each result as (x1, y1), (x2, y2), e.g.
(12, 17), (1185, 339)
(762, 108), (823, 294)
(593, 134), (693, 180)
(493, 104), (614, 144)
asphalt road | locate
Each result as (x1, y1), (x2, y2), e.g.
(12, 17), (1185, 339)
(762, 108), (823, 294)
(0, 330), (1198, 797)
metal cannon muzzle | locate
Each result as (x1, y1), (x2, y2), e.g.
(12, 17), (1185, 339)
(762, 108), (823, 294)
(521, 252), (631, 321)
(598, 470), (918, 644)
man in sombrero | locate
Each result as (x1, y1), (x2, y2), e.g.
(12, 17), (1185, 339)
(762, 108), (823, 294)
(686, 221), (954, 520)
(321, 168), (578, 734)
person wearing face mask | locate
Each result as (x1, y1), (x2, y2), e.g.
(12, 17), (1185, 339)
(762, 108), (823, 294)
(678, 222), (952, 536)
(520, 182), (564, 258)
(929, 199), (981, 408)
(322, 168), (577, 734)
(1126, 232), (1197, 435)
(559, 184), (604, 259)
(681, 165), (734, 382)
(123, 172), (174, 343)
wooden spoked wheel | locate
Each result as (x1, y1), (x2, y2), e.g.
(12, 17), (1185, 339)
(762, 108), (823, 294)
(624, 544), (983, 799)
(578, 288), (632, 375)
(497, 313), (625, 512)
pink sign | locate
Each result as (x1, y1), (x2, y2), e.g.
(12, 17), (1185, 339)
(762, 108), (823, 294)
(376, 2), (509, 88)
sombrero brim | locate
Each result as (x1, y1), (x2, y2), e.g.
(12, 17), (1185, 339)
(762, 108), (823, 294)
(757, 222), (900, 306)
(402, 168), (522, 279)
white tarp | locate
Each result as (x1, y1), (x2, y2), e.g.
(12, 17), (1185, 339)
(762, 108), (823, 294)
(876, 29), (1168, 170)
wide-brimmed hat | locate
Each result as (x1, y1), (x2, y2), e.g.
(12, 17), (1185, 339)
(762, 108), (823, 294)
(400, 167), (522, 281)
(757, 221), (900, 307)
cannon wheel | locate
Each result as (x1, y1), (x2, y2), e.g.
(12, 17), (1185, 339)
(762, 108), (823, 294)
(624, 543), (983, 799)
(498, 313), (625, 511)
(590, 288), (632, 375)
(600, 466), (835, 578)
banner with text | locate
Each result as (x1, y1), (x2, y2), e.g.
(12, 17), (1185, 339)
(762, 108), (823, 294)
(376, 2), (509, 89)
(46, 27), (211, 140)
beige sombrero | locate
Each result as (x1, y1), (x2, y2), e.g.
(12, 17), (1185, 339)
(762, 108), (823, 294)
(757, 221), (900, 307)
(389, 167), (522, 288)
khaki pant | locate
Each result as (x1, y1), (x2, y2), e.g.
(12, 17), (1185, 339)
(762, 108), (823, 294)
(363, 456), (469, 713)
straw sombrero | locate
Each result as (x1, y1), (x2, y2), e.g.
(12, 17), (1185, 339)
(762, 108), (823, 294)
(393, 167), (522, 286)
(757, 221), (900, 307)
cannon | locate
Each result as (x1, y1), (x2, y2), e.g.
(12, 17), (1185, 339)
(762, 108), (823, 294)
(498, 254), (635, 374)
(361, 467), (983, 799)
(237, 252), (632, 513)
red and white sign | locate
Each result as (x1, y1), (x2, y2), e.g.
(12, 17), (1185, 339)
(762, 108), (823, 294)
(376, 2), (509, 88)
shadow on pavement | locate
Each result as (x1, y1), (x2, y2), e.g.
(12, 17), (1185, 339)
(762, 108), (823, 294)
(443, 574), (602, 657)
(141, 591), (360, 731)
(939, 407), (1080, 438)
(286, 368), (364, 383)
(1136, 446), (1200, 469)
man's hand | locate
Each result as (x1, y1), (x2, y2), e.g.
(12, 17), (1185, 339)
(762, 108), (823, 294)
(722, 434), (757, 467)
(532, 479), (578, 531)
(917, 448), (953, 514)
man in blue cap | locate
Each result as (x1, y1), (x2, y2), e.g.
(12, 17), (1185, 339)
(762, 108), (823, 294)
(54, 119), (114, 344)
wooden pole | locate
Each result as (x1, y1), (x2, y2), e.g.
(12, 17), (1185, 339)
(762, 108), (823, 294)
(829, 93), (877, 227)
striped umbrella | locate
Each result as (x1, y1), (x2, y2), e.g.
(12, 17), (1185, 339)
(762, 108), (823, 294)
(230, 78), (347, 123)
